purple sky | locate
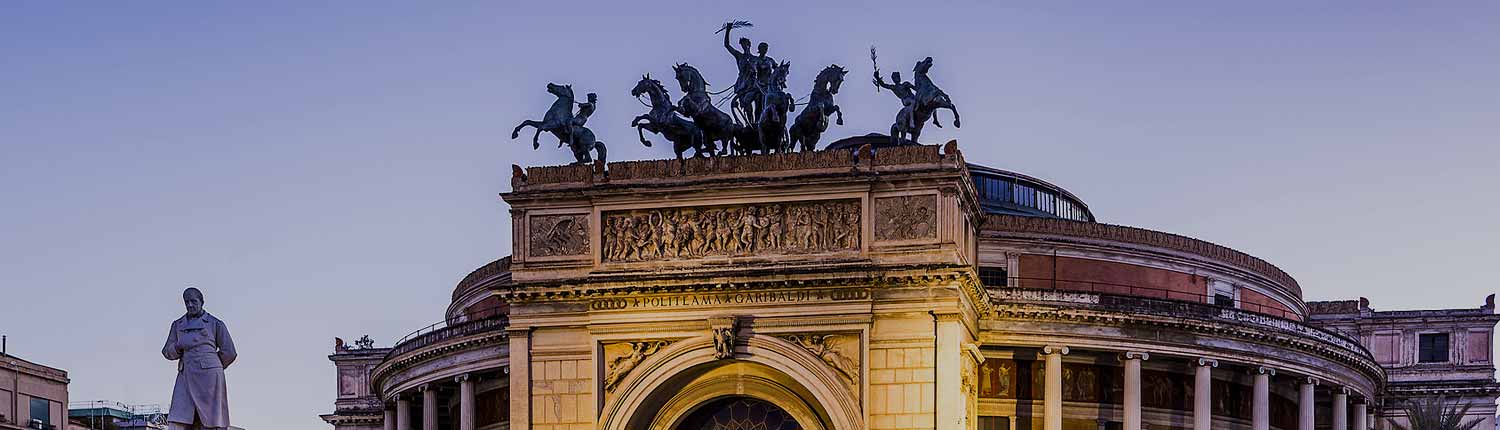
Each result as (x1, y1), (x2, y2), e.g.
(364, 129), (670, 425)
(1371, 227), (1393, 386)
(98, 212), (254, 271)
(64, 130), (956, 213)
(3, 2), (1498, 428)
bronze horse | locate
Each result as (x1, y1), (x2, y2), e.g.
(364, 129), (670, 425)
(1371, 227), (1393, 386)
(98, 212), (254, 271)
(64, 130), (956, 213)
(630, 75), (709, 161)
(510, 83), (606, 164)
(790, 64), (848, 152)
(672, 63), (736, 156)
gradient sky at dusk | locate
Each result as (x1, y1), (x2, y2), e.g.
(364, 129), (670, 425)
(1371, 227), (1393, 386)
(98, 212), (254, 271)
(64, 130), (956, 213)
(3, 2), (1498, 428)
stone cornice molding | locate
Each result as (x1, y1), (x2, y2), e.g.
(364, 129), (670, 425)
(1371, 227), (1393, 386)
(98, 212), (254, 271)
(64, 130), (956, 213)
(990, 304), (1383, 382)
(319, 412), (383, 426)
(370, 330), (510, 393)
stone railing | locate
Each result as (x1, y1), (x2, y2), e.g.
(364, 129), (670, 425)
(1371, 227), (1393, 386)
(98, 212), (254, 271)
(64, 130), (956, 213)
(386, 308), (508, 359)
(512, 144), (957, 188)
(982, 214), (1301, 296)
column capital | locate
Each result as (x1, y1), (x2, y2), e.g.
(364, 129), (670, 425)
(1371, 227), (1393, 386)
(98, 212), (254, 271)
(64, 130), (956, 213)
(1300, 376), (1319, 386)
(1122, 351), (1150, 361)
(1042, 345), (1070, 355)
(417, 383), (433, 393)
(455, 374), (475, 384)
(1253, 366), (1276, 376)
(505, 326), (533, 336)
(1195, 358), (1219, 368)
(502, 365), (511, 375)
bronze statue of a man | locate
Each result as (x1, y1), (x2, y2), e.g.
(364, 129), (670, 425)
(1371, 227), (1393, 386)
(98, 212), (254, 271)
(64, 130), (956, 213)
(162, 287), (237, 430)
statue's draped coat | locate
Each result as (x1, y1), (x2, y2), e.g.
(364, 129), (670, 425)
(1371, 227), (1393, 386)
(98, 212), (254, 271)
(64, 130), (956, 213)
(162, 312), (236, 428)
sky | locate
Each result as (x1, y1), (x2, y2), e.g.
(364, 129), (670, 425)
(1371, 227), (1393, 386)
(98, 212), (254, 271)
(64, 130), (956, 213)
(2, 1), (1498, 428)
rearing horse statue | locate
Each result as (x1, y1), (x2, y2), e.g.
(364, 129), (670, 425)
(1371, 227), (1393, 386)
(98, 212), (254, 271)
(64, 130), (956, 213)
(790, 64), (848, 152)
(673, 63), (735, 156)
(906, 56), (961, 142)
(510, 83), (576, 150)
(630, 74), (709, 162)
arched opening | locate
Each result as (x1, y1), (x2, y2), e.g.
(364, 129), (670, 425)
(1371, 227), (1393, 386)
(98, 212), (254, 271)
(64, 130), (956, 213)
(603, 335), (862, 430)
(676, 397), (804, 430)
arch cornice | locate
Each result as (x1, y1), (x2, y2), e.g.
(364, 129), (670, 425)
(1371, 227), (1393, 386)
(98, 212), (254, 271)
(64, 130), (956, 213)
(601, 334), (864, 430)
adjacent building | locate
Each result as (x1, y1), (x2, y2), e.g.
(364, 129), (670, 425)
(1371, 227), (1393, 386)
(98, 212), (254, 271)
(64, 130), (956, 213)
(1, 350), (69, 430)
(323, 139), (1498, 430)
(1308, 298), (1500, 430)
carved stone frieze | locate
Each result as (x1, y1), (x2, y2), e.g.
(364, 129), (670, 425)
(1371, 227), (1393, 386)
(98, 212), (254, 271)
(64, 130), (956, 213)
(602, 199), (860, 263)
(529, 214), (589, 257)
(875, 195), (937, 241)
(602, 340), (672, 393)
(780, 333), (860, 389)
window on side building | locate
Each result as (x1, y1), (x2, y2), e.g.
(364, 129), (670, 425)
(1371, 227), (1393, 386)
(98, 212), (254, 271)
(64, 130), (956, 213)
(1418, 333), (1450, 363)
(29, 397), (50, 426)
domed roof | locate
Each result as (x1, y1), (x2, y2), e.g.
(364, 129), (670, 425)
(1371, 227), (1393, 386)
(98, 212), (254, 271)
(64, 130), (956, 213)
(824, 134), (1095, 222)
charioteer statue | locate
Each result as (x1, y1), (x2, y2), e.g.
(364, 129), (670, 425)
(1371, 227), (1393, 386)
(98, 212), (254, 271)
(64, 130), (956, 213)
(721, 21), (777, 125)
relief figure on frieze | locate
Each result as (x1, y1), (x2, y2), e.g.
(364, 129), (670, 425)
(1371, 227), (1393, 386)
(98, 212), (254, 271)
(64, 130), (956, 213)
(529, 214), (589, 257)
(602, 199), (859, 263)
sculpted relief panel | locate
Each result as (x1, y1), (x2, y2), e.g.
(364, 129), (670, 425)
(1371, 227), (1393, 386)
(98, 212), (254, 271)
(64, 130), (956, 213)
(529, 214), (589, 257)
(602, 199), (860, 263)
(602, 340), (672, 393)
(780, 333), (860, 394)
(875, 195), (936, 242)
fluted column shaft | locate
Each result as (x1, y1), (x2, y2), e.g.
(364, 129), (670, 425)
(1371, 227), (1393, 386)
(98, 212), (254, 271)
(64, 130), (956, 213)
(1299, 379), (1317, 430)
(1043, 346), (1069, 430)
(384, 407), (396, 430)
(1353, 402), (1368, 430)
(458, 375), (476, 430)
(1333, 389), (1349, 430)
(396, 397), (411, 430)
(1253, 367), (1274, 430)
(421, 384), (438, 430)
(1123, 352), (1148, 430)
(1194, 359), (1218, 430)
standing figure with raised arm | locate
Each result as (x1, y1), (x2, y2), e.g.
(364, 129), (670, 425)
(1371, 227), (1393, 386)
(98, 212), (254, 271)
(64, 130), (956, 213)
(874, 70), (919, 143)
(722, 21), (764, 124)
(162, 287), (237, 430)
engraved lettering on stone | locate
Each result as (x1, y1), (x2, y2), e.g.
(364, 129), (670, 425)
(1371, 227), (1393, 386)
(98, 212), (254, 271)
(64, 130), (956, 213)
(602, 199), (859, 263)
(602, 340), (670, 393)
(529, 214), (589, 257)
(781, 333), (860, 389)
(875, 195), (936, 241)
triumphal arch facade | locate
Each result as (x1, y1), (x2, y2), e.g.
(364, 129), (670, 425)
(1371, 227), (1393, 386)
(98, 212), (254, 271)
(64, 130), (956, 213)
(325, 141), (1414, 430)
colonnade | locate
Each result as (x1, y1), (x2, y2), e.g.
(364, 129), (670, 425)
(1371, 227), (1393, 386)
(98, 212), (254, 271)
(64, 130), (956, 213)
(1035, 345), (1373, 430)
(385, 373), (483, 430)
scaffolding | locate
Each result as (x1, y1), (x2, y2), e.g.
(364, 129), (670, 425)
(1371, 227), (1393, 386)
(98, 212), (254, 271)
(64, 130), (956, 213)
(68, 401), (166, 430)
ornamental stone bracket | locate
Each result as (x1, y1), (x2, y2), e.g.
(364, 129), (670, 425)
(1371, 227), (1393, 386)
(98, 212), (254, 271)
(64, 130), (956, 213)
(602, 339), (673, 393)
(710, 316), (739, 360)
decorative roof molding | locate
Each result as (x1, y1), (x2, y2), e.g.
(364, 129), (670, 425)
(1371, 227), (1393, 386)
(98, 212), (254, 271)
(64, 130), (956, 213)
(511, 144), (952, 190)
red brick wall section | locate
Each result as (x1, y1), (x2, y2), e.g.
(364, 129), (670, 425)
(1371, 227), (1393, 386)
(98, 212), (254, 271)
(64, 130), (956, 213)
(1239, 288), (1298, 321)
(1016, 254), (1208, 301)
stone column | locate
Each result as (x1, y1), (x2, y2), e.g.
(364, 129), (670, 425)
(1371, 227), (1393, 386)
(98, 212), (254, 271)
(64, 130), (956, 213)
(457, 374), (476, 430)
(1333, 388), (1349, 430)
(384, 405), (397, 430)
(1299, 378), (1317, 430)
(509, 328), (533, 430)
(396, 395), (412, 430)
(420, 384), (438, 430)
(1043, 345), (1070, 430)
(1193, 359), (1218, 430)
(1122, 352), (1149, 430)
(1353, 401), (1368, 430)
(1253, 367), (1275, 430)
(935, 314), (967, 430)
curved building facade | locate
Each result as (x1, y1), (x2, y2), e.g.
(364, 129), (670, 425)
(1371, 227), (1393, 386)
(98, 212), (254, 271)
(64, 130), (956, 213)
(322, 142), (1496, 430)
